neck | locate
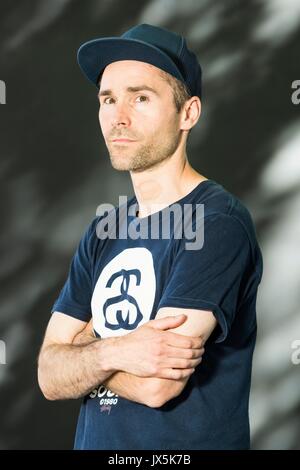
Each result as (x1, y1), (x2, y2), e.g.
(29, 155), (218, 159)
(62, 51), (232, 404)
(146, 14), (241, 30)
(130, 149), (207, 218)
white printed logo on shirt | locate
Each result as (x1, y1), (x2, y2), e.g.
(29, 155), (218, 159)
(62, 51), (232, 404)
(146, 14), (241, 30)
(91, 247), (156, 338)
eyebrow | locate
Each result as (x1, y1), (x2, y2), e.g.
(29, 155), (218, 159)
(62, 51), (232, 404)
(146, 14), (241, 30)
(98, 85), (159, 98)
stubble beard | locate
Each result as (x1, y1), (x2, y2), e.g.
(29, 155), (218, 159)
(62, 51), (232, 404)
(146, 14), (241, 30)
(108, 130), (181, 172)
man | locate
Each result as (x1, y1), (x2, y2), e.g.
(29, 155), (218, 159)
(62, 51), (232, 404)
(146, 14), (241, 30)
(38, 24), (263, 450)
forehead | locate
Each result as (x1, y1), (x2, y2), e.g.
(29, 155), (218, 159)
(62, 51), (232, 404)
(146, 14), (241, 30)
(100, 60), (166, 88)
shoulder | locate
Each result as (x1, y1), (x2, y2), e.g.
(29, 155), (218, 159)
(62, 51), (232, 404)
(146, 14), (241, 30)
(196, 180), (258, 239)
(191, 180), (263, 272)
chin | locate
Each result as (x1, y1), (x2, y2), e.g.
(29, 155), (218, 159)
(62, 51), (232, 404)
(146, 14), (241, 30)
(111, 164), (131, 171)
(110, 157), (132, 171)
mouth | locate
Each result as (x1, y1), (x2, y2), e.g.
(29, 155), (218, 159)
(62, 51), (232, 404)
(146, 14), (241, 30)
(111, 139), (136, 143)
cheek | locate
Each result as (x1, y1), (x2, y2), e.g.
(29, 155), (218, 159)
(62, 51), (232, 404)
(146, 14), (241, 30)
(140, 113), (161, 135)
(147, 105), (173, 129)
(99, 109), (109, 135)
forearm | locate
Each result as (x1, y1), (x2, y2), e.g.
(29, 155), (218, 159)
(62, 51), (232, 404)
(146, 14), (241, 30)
(103, 371), (162, 407)
(38, 338), (116, 400)
(72, 329), (158, 406)
(102, 371), (187, 408)
(68, 316), (198, 406)
(72, 329), (147, 404)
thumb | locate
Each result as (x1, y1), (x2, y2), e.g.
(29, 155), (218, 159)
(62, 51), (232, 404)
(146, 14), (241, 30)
(149, 314), (187, 330)
(85, 319), (94, 333)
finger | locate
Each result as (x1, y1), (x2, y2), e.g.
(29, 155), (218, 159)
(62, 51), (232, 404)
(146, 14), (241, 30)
(85, 319), (94, 333)
(162, 357), (203, 369)
(166, 346), (205, 359)
(72, 319), (95, 345)
(165, 332), (204, 349)
(159, 368), (195, 380)
(189, 336), (205, 349)
(149, 315), (187, 331)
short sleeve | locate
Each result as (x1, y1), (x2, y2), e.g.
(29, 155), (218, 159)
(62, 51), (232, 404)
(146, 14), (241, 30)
(50, 217), (99, 322)
(157, 214), (252, 343)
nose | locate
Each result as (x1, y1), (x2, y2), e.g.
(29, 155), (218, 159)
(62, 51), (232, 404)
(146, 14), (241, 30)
(112, 101), (131, 128)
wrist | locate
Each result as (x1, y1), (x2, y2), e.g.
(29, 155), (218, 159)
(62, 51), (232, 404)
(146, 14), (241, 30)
(96, 336), (120, 374)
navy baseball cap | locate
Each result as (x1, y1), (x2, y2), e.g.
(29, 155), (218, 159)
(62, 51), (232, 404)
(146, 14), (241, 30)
(77, 23), (202, 99)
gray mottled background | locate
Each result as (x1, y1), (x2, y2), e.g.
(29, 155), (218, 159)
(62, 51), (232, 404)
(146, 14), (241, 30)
(0, 0), (300, 450)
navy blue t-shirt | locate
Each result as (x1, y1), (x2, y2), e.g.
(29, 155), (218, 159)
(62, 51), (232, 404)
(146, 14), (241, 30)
(51, 179), (263, 450)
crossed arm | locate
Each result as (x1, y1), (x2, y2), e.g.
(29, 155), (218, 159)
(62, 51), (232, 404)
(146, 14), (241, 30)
(72, 307), (217, 407)
(38, 308), (217, 408)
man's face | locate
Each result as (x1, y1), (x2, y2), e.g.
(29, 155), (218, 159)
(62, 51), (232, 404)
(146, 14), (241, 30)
(98, 60), (182, 172)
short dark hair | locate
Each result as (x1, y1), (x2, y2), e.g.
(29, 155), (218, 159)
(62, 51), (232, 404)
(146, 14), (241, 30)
(158, 69), (192, 113)
(158, 70), (194, 139)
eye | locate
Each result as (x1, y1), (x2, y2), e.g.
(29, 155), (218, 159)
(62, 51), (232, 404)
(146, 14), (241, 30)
(102, 97), (115, 105)
(136, 95), (149, 103)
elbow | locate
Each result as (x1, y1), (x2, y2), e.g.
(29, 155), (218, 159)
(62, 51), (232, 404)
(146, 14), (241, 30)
(37, 364), (81, 401)
(146, 382), (181, 409)
(146, 396), (167, 408)
(37, 371), (56, 401)
(37, 357), (58, 401)
(40, 389), (57, 401)
(38, 379), (57, 401)
(146, 392), (176, 408)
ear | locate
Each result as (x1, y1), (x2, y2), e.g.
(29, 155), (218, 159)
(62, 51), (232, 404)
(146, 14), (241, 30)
(180, 96), (201, 132)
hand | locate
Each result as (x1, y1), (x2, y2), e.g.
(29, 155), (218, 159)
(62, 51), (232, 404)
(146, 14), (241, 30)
(72, 319), (95, 345)
(111, 315), (205, 379)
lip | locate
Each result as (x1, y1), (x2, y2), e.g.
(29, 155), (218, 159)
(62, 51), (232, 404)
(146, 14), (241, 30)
(112, 139), (136, 143)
